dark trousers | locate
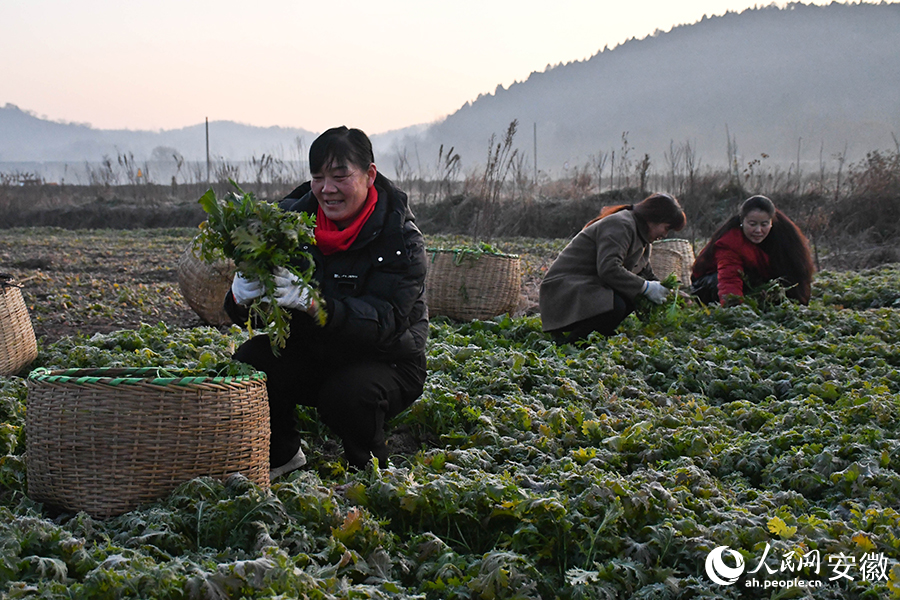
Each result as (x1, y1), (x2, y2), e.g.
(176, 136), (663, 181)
(233, 335), (426, 468)
(690, 272), (719, 305)
(551, 292), (635, 344)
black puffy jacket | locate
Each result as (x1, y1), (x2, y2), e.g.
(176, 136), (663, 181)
(225, 173), (428, 363)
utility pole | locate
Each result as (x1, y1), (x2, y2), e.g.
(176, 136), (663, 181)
(205, 117), (210, 185)
(533, 122), (537, 186)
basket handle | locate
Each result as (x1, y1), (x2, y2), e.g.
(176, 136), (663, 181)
(0, 274), (23, 288)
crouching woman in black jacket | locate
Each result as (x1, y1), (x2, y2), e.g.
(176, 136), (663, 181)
(225, 126), (428, 477)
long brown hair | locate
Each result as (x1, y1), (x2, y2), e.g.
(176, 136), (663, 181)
(585, 192), (686, 230)
(703, 195), (815, 303)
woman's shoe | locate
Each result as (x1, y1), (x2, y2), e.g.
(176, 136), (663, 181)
(270, 447), (307, 480)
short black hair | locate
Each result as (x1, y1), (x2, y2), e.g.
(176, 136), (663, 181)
(309, 126), (374, 174)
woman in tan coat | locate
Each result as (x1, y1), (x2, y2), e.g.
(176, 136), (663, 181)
(539, 193), (686, 343)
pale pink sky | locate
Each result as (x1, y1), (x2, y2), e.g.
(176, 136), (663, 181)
(1, 0), (835, 134)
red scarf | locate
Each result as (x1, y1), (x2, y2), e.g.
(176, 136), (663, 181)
(314, 185), (378, 255)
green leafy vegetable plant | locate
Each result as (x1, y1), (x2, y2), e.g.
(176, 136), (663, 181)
(634, 272), (683, 327)
(726, 274), (791, 310)
(194, 184), (325, 352)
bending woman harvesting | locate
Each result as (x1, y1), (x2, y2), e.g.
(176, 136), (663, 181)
(691, 195), (815, 305)
(540, 192), (687, 343)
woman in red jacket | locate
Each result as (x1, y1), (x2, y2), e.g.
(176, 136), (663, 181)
(691, 195), (814, 305)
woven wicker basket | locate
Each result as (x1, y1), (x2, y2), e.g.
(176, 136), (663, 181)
(177, 242), (236, 326)
(0, 278), (38, 376)
(650, 239), (695, 285)
(425, 249), (521, 321)
(26, 367), (270, 518)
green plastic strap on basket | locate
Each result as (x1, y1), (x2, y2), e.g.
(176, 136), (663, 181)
(426, 247), (520, 265)
(28, 367), (265, 386)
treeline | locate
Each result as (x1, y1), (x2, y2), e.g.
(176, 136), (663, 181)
(1, 146), (898, 270)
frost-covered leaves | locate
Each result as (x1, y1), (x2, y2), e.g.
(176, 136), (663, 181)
(2, 263), (900, 598)
(379, 291), (900, 597)
(33, 321), (251, 376)
(815, 264), (900, 309)
(0, 474), (410, 599)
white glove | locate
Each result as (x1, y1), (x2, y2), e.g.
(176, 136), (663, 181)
(231, 272), (263, 305)
(641, 280), (670, 305)
(273, 267), (313, 311)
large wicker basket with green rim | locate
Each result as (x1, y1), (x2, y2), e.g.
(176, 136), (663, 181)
(176, 240), (236, 326)
(0, 276), (38, 376)
(25, 367), (270, 518)
(425, 248), (521, 321)
(650, 239), (695, 285)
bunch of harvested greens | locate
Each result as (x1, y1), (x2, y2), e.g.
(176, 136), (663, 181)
(194, 184), (325, 352)
(634, 271), (683, 325)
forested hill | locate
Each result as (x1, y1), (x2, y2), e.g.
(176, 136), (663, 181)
(403, 2), (900, 173)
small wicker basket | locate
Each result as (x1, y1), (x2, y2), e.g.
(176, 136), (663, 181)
(425, 249), (521, 321)
(650, 239), (695, 285)
(26, 367), (270, 518)
(177, 242), (236, 326)
(0, 277), (38, 376)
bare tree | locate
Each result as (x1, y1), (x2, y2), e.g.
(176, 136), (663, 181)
(725, 125), (740, 188)
(637, 153), (651, 195)
(592, 150), (609, 193)
(684, 141), (699, 198)
(833, 142), (848, 203)
(609, 151), (615, 191)
(393, 147), (414, 200)
(617, 132), (632, 188)
(664, 140), (684, 195)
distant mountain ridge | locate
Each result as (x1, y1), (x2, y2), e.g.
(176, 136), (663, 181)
(2, 2), (898, 175)
(0, 106), (318, 163)
(410, 1), (900, 173)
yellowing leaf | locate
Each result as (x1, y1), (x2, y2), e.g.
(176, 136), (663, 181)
(768, 516), (797, 539)
(400, 493), (421, 513)
(332, 507), (363, 542)
(888, 564), (900, 598)
(852, 532), (876, 552)
(572, 447), (598, 465)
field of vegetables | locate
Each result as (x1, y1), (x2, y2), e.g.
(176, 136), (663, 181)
(1, 227), (900, 599)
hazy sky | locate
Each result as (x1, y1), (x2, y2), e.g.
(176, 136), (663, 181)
(2, 0), (834, 135)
